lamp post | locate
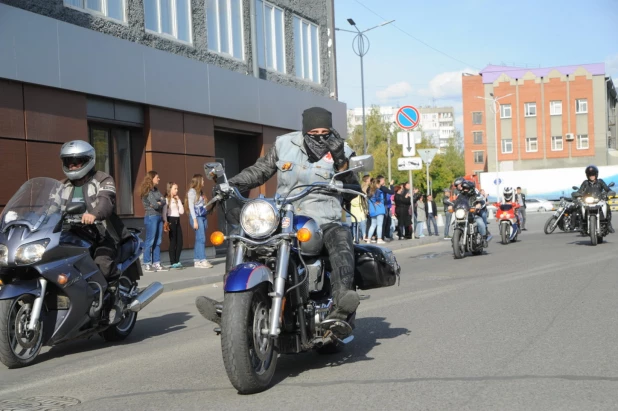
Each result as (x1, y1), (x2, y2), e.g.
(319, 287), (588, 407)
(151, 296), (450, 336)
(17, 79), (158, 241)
(336, 19), (394, 154)
(476, 93), (513, 200)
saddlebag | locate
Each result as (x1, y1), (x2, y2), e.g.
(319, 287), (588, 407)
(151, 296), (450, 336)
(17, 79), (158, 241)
(353, 244), (400, 290)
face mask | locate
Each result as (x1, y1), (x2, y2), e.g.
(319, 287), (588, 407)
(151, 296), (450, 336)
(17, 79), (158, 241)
(303, 132), (331, 162)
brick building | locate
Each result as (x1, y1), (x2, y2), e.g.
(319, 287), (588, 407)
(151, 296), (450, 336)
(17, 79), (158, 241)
(462, 64), (618, 177)
(0, 0), (344, 254)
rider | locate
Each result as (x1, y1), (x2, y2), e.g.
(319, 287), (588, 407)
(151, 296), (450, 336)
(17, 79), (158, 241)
(458, 180), (490, 247)
(196, 107), (361, 327)
(499, 186), (522, 227)
(57, 140), (128, 278)
(576, 165), (615, 233)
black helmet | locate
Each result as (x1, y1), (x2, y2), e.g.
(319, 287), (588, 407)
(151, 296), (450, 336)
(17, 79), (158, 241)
(585, 165), (598, 179)
(461, 180), (475, 192)
(454, 177), (464, 187)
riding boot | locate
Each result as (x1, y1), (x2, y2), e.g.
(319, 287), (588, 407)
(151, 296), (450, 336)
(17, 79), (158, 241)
(483, 235), (489, 248)
(328, 266), (360, 321)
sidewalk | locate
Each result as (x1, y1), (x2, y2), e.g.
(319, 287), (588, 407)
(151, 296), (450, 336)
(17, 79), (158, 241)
(147, 235), (446, 293)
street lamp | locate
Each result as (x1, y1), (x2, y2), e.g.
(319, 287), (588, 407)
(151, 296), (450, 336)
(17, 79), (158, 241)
(336, 19), (395, 154)
(476, 93), (513, 200)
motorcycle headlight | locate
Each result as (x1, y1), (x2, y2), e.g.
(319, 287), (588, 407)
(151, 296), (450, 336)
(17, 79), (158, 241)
(585, 197), (597, 204)
(240, 200), (279, 239)
(0, 244), (7, 267)
(15, 239), (49, 265)
(455, 209), (466, 220)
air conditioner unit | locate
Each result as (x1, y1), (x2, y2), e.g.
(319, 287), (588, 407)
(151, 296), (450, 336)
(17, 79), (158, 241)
(565, 133), (575, 141)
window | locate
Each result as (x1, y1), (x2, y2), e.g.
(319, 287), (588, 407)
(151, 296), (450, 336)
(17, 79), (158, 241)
(526, 137), (538, 152)
(502, 139), (513, 154)
(473, 131), (483, 144)
(256, 0), (285, 72)
(207, 0), (244, 59)
(472, 112), (482, 124)
(550, 100), (562, 115)
(144, 0), (192, 43)
(294, 16), (320, 83)
(577, 134), (589, 149)
(64, 0), (126, 21)
(576, 99), (588, 114)
(90, 126), (133, 215)
(500, 104), (512, 119)
(551, 135), (563, 151)
(474, 151), (484, 164)
(524, 102), (536, 117)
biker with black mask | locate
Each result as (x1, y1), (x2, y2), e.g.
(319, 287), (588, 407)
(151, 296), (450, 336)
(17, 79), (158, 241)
(196, 107), (361, 327)
(577, 165), (615, 233)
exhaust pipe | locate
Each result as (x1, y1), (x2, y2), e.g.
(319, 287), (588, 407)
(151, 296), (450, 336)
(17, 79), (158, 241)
(128, 282), (164, 313)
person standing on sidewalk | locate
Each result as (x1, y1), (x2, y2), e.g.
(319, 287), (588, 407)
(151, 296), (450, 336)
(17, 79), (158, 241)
(416, 195), (427, 238)
(395, 185), (412, 239)
(350, 194), (368, 244)
(140, 171), (167, 272)
(377, 176), (395, 241)
(367, 179), (386, 244)
(443, 189), (454, 239)
(186, 174), (214, 269)
(163, 182), (185, 269)
(426, 194), (439, 236)
(515, 187), (527, 230)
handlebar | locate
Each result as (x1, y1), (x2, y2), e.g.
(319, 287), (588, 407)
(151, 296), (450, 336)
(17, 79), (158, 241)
(64, 216), (103, 225)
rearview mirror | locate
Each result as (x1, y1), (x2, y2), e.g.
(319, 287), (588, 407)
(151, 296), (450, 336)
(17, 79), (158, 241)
(609, 182), (615, 188)
(349, 154), (374, 173)
(66, 202), (86, 215)
(204, 162), (226, 181)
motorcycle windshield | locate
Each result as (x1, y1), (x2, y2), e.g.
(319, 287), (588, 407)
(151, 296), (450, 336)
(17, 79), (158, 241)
(454, 196), (471, 209)
(0, 177), (64, 233)
(499, 204), (513, 211)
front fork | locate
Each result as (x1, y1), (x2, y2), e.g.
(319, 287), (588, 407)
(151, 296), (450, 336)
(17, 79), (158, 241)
(268, 204), (294, 338)
(27, 278), (47, 331)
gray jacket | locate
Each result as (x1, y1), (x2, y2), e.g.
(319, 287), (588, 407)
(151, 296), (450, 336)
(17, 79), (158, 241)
(142, 188), (166, 217)
(228, 131), (357, 227)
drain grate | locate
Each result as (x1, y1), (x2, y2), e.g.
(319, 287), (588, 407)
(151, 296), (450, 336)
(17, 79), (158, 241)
(0, 396), (81, 411)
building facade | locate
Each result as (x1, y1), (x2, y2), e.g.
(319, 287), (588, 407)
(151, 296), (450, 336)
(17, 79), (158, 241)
(462, 63), (618, 177)
(347, 105), (455, 151)
(0, 0), (345, 253)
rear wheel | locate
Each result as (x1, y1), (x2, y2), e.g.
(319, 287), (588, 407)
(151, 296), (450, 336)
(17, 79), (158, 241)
(99, 311), (137, 342)
(452, 230), (465, 259)
(544, 217), (558, 234)
(590, 215), (598, 246)
(0, 295), (43, 368)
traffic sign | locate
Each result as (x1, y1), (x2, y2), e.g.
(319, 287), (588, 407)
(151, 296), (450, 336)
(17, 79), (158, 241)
(397, 131), (418, 156)
(493, 178), (502, 185)
(417, 148), (438, 164)
(397, 157), (423, 171)
(396, 106), (420, 130)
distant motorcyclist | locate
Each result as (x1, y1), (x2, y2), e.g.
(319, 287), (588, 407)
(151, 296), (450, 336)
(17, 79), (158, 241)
(576, 165), (615, 233)
(457, 180), (490, 247)
(499, 186), (522, 227)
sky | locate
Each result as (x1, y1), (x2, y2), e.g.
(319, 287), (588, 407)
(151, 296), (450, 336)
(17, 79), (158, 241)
(333, 0), (618, 131)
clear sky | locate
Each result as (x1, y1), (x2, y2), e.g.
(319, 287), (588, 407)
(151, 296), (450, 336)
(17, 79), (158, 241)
(334, 0), (618, 129)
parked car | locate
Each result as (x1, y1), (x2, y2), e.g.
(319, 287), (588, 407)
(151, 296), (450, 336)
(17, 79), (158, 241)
(526, 198), (555, 212)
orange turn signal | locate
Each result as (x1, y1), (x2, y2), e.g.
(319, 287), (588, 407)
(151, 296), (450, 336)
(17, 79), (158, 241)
(210, 231), (226, 246)
(296, 228), (312, 243)
(0, 279), (3, 286)
(57, 274), (69, 285)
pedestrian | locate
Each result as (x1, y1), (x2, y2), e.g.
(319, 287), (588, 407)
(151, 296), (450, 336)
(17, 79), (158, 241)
(416, 195), (427, 238)
(350, 194), (368, 243)
(395, 184), (411, 239)
(361, 175), (371, 238)
(426, 194), (439, 236)
(140, 170), (167, 272)
(443, 189), (454, 239)
(163, 182), (185, 269)
(367, 179), (386, 244)
(515, 186), (527, 230)
(377, 176), (395, 241)
(186, 174), (213, 269)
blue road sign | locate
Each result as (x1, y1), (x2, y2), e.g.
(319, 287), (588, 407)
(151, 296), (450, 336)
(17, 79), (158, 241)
(494, 178), (502, 185)
(396, 106), (420, 130)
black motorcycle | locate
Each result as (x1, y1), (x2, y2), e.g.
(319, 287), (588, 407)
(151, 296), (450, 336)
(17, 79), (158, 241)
(452, 196), (488, 259)
(544, 196), (579, 234)
(572, 183), (616, 246)
(203, 155), (400, 394)
(0, 177), (163, 368)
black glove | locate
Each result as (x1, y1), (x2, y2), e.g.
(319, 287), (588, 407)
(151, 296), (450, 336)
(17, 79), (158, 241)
(327, 128), (347, 170)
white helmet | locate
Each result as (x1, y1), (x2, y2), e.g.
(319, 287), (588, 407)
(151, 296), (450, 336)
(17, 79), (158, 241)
(503, 186), (514, 202)
(60, 140), (96, 181)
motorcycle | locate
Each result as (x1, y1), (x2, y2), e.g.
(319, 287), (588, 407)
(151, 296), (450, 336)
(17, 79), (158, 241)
(203, 155), (400, 394)
(0, 177), (163, 368)
(544, 196), (579, 234)
(572, 183), (616, 246)
(494, 203), (520, 244)
(452, 197), (488, 258)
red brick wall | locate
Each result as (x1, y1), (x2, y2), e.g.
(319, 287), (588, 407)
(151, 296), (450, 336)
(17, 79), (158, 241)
(462, 75), (487, 175)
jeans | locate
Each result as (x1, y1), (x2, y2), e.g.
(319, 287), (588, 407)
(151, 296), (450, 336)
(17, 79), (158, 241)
(189, 215), (207, 262)
(481, 208), (489, 228)
(427, 214), (438, 235)
(382, 213), (392, 239)
(351, 220), (367, 243)
(416, 221), (425, 237)
(143, 215), (163, 265)
(367, 214), (384, 240)
(519, 207), (526, 229)
(475, 216), (487, 236)
(444, 212), (453, 237)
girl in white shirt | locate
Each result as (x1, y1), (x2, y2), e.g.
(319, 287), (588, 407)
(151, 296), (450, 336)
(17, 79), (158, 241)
(163, 182), (185, 269)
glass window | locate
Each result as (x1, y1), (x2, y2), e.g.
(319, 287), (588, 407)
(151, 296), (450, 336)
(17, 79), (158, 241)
(207, 0), (244, 59)
(144, 0), (192, 43)
(576, 99), (588, 114)
(500, 104), (511, 119)
(577, 134), (589, 149)
(502, 139), (513, 154)
(550, 101), (562, 115)
(473, 131), (483, 144)
(293, 16), (320, 82)
(474, 151), (484, 164)
(472, 112), (482, 124)
(526, 137), (538, 152)
(524, 103), (536, 117)
(256, 0), (286, 72)
(64, 0), (126, 22)
(551, 135), (563, 151)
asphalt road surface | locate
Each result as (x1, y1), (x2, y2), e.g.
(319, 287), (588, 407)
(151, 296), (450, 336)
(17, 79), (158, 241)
(2, 213), (618, 410)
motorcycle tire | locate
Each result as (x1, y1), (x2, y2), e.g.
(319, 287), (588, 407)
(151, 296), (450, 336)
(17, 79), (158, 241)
(452, 230), (466, 259)
(99, 311), (138, 342)
(544, 216), (558, 235)
(500, 224), (508, 245)
(221, 285), (278, 394)
(0, 295), (43, 369)
(590, 215), (598, 246)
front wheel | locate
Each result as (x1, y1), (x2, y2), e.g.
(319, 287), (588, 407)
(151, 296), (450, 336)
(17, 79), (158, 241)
(544, 216), (558, 234)
(500, 223), (508, 244)
(0, 295), (44, 368)
(590, 215), (598, 246)
(221, 286), (278, 394)
(452, 230), (466, 259)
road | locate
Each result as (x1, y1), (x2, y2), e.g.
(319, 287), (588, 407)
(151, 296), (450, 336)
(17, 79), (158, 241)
(2, 213), (618, 410)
